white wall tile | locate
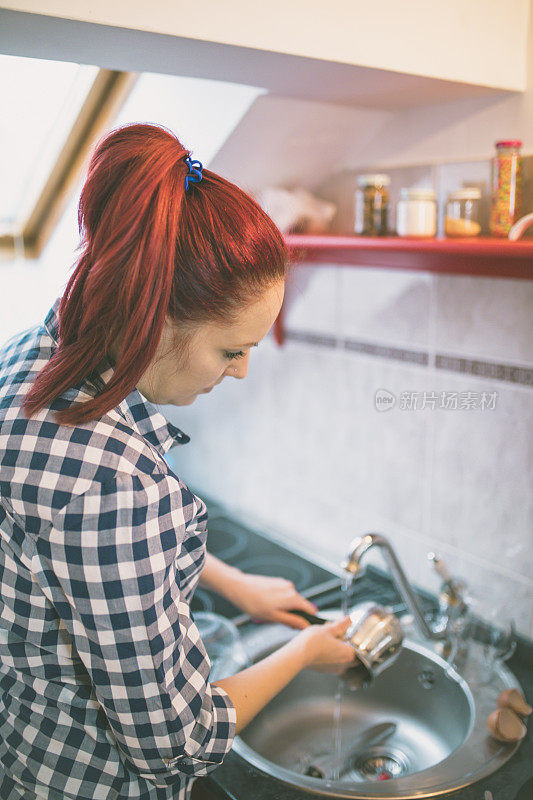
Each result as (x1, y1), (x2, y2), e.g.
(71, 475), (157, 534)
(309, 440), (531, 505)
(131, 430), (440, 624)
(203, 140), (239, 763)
(283, 264), (341, 336)
(429, 373), (533, 581)
(337, 355), (431, 533)
(434, 275), (533, 366)
(339, 267), (432, 349)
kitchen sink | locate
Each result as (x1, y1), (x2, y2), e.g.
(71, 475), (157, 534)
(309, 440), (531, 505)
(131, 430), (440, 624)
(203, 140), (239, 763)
(234, 627), (523, 798)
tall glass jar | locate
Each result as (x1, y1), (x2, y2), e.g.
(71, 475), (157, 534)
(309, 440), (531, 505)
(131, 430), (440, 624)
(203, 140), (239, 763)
(354, 174), (390, 236)
(490, 140), (523, 237)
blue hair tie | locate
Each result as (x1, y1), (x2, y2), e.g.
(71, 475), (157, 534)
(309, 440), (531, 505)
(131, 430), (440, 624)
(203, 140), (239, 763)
(184, 155), (203, 191)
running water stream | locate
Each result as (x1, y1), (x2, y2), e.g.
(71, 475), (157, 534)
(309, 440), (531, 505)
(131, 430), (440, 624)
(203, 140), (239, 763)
(328, 575), (353, 783)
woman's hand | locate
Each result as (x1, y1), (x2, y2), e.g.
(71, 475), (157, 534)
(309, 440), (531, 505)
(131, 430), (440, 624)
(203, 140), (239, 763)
(226, 571), (320, 629)
(297, 615), (357, 673)
(199, 553), (320, 629)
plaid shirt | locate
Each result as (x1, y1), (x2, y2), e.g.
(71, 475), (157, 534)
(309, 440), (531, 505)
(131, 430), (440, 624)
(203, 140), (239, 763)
(0, 298), (236, 800)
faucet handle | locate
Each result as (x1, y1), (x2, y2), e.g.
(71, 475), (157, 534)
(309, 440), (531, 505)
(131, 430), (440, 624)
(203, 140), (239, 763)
(428, 553), (467, 615)
(343, 534), (377, 576)
(428, 552), (452, 583)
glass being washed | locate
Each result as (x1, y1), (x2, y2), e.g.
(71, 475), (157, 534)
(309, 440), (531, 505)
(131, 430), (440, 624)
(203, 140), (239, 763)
(460, 600), (516, 686)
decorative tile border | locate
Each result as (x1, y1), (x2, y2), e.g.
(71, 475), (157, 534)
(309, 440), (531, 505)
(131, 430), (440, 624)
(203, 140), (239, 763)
(283, 331), (337, 348)
(435, 354), (533, 386)
(343, 339), (428, 365)
(284, 329), (533, 387)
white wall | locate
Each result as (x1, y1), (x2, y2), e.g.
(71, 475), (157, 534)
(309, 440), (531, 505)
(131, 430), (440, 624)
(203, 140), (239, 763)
(0, 185), (80, 345)
(209, 2), (533, 195)
(346, 0), (533, 168)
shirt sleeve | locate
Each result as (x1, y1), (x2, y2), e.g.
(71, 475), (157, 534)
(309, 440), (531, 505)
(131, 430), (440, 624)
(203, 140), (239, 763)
(30, 471), (236, 788)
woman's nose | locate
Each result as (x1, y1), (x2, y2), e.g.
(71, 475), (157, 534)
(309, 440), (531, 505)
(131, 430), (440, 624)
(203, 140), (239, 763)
(227, 352), (249, 379)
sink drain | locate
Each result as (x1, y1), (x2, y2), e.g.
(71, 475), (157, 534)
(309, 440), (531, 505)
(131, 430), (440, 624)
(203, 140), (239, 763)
(351, 747), (410, 781)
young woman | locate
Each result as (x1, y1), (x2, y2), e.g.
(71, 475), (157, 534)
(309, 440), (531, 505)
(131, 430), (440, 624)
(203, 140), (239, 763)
(0, 123), (355, 800)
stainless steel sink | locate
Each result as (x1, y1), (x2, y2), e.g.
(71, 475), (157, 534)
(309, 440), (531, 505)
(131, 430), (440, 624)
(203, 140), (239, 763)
(234, 627), (523, 798)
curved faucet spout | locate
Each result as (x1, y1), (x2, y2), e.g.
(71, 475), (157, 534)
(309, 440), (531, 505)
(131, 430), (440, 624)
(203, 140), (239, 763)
(343, 533), (446, 641)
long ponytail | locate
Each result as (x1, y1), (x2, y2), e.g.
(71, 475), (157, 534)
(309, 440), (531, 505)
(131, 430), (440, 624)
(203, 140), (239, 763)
(22, 123), (288, 425)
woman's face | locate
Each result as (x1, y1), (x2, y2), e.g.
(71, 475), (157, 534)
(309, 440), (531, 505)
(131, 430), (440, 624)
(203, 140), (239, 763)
(137, 279), (285, 406)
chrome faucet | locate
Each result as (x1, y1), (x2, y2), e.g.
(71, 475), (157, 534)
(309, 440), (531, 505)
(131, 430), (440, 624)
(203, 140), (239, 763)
(343, 533), (467, 643)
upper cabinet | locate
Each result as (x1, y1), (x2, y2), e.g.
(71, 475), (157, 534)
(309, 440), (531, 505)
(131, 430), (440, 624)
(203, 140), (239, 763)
(1, 1), (530, 109)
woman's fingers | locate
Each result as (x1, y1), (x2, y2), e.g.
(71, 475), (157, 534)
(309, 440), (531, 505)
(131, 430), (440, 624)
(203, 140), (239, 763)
(271, 611), (352, 634)
(272, 610), (310, 630)
(334, 614), (352, 628)
(325, 615), (353, 637)
(277, 597), (319, 619)
(271, 581), (320, 616)
(284, 594), (320, 616)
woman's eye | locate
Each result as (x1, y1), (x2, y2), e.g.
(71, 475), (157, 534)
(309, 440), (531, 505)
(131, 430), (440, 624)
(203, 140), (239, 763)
(224, 350), (245, 360)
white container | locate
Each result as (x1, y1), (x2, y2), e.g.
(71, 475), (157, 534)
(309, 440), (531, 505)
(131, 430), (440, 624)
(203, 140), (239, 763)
(396, 188), (437, 237)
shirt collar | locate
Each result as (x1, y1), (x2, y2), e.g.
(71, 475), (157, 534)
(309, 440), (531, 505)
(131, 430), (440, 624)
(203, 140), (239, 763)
(43, 298), (190, 455)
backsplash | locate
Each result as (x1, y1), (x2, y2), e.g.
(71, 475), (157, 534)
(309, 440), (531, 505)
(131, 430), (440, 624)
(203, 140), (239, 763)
(164, 263), (533, 638)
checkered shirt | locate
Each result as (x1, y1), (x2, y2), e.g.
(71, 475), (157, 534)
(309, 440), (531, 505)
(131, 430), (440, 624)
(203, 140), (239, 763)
(0, 298), (236, 800)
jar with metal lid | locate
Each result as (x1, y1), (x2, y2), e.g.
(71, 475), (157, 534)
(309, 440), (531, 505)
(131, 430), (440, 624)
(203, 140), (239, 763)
(445, 188), (482, 237)
(354, 174), (390, 236)
(396, 188), (437, 238)
(490, 139), (523, 237)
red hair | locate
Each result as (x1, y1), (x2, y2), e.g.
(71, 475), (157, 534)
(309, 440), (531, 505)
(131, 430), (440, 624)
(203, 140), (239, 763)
(22, 123), (288, 426)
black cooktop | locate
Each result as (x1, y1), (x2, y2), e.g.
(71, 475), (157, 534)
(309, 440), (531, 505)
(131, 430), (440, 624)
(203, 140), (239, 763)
(191, 512), (343, 620)
(189, 491), (436, 623)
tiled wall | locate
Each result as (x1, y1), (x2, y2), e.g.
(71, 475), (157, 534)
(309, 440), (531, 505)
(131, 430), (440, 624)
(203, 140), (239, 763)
(165, 264), (533, 638)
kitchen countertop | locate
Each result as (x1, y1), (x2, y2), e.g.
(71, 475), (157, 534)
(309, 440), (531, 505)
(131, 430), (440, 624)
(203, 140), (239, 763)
(190, 500), (533, 800)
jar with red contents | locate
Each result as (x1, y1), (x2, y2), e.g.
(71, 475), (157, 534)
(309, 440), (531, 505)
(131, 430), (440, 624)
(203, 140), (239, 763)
(490, 140), (523, 237)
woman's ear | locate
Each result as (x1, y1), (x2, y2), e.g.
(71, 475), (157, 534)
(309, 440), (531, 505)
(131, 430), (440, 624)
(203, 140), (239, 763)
(162, 316), (198, 370)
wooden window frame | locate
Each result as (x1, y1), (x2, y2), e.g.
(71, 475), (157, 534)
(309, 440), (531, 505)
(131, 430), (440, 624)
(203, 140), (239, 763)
(0, 68), (138, 261)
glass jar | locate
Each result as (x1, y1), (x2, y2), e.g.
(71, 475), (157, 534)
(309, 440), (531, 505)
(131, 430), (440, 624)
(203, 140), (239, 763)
(490, 139), (523, 237)
(396, 188), (437, 237)
(354, 174), (390, 236)
(445, 188), (482, 237)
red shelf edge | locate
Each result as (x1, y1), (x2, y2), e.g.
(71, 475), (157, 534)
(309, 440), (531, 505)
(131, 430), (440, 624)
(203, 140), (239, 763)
(284, 235), (533, 278)
(284, 234), (533, 255)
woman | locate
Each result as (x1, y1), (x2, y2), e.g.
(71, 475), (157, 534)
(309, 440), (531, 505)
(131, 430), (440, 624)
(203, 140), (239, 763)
(0, 123), (355, 800)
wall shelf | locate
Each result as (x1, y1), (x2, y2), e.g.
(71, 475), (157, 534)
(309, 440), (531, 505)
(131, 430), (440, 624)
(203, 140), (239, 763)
(273, 234), (533, 345)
